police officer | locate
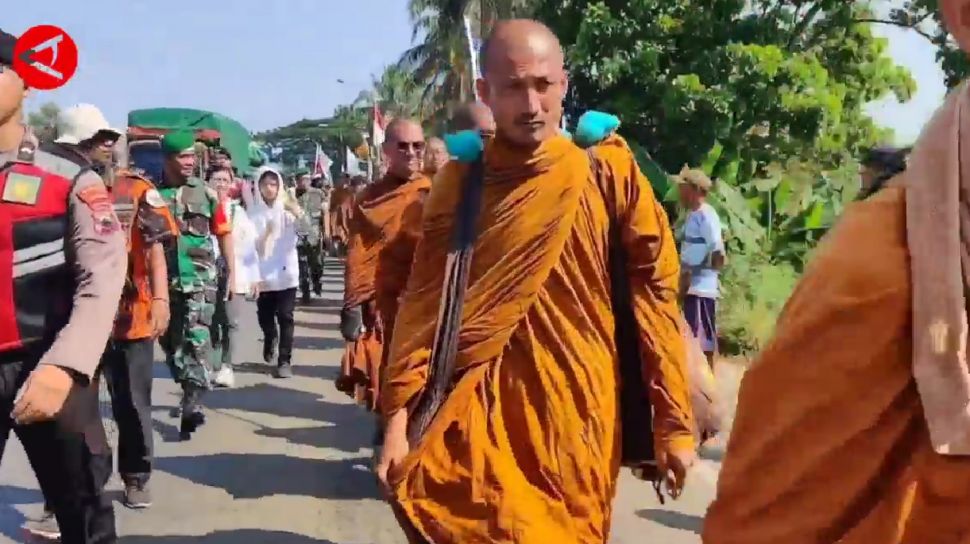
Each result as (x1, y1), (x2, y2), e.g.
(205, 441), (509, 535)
(295, 172), (325, 302)
(157, 131), (234, 440)
(0, 29), (124, 543)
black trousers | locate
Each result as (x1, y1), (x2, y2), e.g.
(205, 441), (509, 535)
(103, 338), (154, 483)
(257, 288), (297, 365)
(0, 354), (117, 543)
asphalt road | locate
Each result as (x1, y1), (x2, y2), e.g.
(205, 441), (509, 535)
(0, 260), (738, 543)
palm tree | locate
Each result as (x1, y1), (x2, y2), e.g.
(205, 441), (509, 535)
(371, 65), (426, 119)
(400, 0), (536, 121)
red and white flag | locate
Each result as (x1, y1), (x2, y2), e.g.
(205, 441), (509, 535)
(313, 143), (332, 179)
(372, 103), (386, 147)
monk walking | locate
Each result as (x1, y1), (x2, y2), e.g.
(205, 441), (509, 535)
(703, 2), (970, 542)
(450, 100), (497, 138)
(377, 20), (695, 544)
(327, 175), (354, 256)
(343, 119), (432, 408)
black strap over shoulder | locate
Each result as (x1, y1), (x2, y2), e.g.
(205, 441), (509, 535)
(407, 157), (486, 445)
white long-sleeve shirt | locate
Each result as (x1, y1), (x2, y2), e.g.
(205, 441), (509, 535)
(249, 167), (300, 292)
(213, 200), (261, 295)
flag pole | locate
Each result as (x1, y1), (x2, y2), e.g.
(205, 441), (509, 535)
(464, 15), (481, 100)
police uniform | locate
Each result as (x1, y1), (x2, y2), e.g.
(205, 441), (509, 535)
(296, 184), (326, 299)
(0, 30), (125, 542)
(156, 131), (230, 439)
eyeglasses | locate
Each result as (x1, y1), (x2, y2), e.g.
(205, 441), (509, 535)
(396, 141), (426, 152)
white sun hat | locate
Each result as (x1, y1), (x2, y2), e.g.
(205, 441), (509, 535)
(55, 103), (122, 145)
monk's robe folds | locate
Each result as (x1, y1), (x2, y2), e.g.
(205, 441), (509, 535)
(382, 135), (694, 544)
(344, 175), (431, 320)
(703, 186), (970, 544)
(338, 332), (384, 409)
(328, 186), (355, 243)
(344, 175), (431, 411)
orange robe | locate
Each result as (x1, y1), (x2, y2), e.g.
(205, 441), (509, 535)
(338, 331), (385, 410)
(382, 135), (694, 543)
(703, 186), (970, 544)
(329, 186), (355, 243)
(343, 175), (432, 408)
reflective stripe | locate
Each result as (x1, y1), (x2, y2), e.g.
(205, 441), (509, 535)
(13, 251), (66, 278)
(12, 238), (64, 264)
(113, 203), (135, 212)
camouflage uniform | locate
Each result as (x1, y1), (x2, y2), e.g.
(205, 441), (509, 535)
(158, 177), (223, 390)
(296, 186), (326, 296)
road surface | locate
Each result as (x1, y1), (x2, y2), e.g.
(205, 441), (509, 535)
(0, 260), (739, 543)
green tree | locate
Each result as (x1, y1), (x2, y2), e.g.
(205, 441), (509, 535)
(371, 64), (426, 119)
(543, 0), (913, 175)
(870, 0), (969, 89)
(539, 0), (914, 353)
(401, 0), (537, 122)
(255, 104), (369, 174)
(27, 102), (63, 144)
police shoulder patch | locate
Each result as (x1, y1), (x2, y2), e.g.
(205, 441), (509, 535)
(144, 188), (167, 208)
(77, 183), (121, 236)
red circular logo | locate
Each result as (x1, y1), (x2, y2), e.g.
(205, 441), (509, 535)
(12, 25), (79, 90)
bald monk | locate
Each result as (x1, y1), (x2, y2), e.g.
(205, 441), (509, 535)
(377, 20), (695, 543)
(703, 3), (970, 542)
(450, 100), (496, 138)
(424, 137), (449, 177)
(344, 119), (432, 407)
(328, 175), (355, 253)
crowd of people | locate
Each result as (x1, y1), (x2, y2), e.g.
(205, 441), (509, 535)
(4, 2), (970, 542)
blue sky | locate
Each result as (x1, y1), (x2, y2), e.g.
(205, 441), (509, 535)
(10, 0), (416, 132)
(9, 1), (949, 142)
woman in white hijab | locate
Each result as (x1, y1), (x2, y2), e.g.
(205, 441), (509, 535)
(207, 167), (261, 388)
(250, 167), (303, 378)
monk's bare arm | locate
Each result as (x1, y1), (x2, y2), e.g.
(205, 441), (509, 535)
(600, 143), (696, 453)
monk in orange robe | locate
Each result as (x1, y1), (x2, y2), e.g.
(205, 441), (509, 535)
(703, 3), (970, 542)
(343, 119), (432, 408)
(328, 176), (355, 250)
(377, 20), (695, 543)
(449, 101), (496, 138)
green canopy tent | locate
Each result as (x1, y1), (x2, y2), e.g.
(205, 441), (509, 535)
(127, 108), (254, 174)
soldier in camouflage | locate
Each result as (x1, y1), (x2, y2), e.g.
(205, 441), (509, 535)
(157, 131), (234, 440)
(295, 172), (326, 302)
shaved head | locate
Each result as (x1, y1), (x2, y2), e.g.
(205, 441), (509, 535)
(480, 19), (564, 77)
(385, 118), (423, 141)
(450, 102), (496, 137)
(424, 136), (449, 175)
(476, 19), (568, 147)
(382, 117), (426, 181)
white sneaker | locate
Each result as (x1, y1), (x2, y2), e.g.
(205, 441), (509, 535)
(212, 366), (235, 388)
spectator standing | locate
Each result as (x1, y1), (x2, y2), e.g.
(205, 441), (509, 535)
(676, 167), (725, 366)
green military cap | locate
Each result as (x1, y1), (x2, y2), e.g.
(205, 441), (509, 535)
(162, 130), (197, 155)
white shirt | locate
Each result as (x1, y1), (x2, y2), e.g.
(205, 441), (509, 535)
(212, 200), (261, 294)
(679, 202), (724, 298)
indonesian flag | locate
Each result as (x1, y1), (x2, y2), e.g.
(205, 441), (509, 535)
(313, 144), (332, 179)
(372, 103), (386, 147)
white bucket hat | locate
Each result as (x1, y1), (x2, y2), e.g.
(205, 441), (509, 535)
(55, 104), (122, 145)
